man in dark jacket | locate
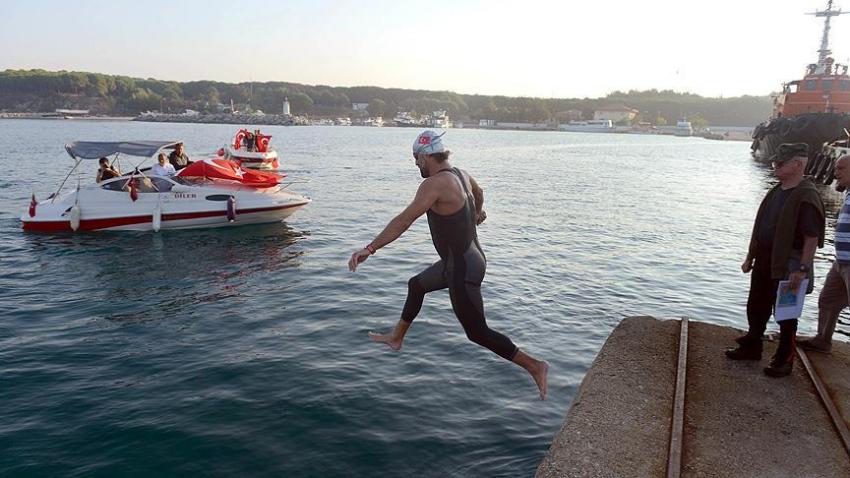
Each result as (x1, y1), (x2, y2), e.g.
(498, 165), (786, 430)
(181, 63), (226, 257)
(726, 143), (825, 377)
(168, 142), (190, 170)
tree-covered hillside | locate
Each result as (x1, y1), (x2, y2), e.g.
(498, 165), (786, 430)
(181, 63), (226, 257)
(0, 69), (772, 126)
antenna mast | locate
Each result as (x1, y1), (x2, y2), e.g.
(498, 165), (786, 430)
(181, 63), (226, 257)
(808, 0), (849, 72)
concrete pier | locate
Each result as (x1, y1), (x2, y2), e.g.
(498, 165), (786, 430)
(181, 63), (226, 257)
(536, 316), (850, 478)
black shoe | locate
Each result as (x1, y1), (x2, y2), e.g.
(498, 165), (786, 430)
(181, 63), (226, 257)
(735, 333), (764, 345)
(725, 345), (762, 361)
(764, 358), (793, 378)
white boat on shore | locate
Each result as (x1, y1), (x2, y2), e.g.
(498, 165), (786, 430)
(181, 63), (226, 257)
(558, 119), (614, 133)
(674, 120), (693, 137)
(21, 141), (310, 232)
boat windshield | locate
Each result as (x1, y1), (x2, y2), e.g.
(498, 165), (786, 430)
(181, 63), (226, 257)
(100, 176), (176, 193)
(172, 176), (215, 186)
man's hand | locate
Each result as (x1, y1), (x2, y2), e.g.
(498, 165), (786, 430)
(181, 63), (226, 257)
(741, 256), (754, 273)
(476, 210), (487, 225)
(788, 270), (806, 293)
(348, 249), (371, 272)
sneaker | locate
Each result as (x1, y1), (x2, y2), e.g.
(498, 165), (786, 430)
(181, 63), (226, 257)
(764, 358), (793, 378)
(798, 337), (832, 353)
(725, 345), (762, 360)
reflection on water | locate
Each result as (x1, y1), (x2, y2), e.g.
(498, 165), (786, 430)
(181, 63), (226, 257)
(21, 222), (308, 323)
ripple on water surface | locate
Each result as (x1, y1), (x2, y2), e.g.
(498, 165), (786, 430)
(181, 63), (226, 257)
(0, 121), (846, 477)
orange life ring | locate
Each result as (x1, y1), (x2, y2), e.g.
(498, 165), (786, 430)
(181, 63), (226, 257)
(258, 137), (270, 152)
(234, 130), (247, 149)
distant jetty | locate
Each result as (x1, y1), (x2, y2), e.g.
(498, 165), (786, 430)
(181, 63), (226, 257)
(0, 112), (134, 121)
(134, 112), (300, 126)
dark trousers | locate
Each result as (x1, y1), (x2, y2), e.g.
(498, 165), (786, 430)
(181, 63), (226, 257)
(746, 248), (780, 339)
(745, 247), (798, 361)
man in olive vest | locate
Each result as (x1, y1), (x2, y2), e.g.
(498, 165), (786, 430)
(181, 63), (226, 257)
(726, 143), (825, 377)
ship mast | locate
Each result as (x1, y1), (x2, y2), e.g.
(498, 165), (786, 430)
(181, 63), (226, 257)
(809, 0), (849, 73)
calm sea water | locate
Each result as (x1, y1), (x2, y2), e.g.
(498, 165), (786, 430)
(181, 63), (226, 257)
(0, 120), (845, 477)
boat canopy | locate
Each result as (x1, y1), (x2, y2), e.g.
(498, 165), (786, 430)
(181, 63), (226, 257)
(64, 141), (182, 160)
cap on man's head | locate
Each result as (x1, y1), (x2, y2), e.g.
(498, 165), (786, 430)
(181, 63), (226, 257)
(412, 130), (447, 156)
(773, 142), (809, 163)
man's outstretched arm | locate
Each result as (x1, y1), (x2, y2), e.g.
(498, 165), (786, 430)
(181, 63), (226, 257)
(349, 180), (438, 271)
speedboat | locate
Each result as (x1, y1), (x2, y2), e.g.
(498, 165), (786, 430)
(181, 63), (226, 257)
(216, 128), (280, 170)
(21, 141), (310, 232)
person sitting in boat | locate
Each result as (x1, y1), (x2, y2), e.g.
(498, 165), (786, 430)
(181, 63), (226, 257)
(244, 131), (256, 152)
(96, 157), (121, 183)
(168, 142), (191, 170)
(152, 153), (176, 177)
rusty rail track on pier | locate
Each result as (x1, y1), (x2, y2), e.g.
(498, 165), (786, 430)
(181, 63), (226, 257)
(665, 317), (688, 478)
(797, 346), (850, 459)
(665, 317), (850, 477)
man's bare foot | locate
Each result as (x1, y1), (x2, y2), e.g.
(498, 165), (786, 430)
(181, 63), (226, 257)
(368, 331), (402, 351)
(533, 361), (549, 400)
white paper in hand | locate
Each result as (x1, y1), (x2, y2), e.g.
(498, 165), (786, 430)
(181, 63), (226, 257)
(774, 279), (809, 322)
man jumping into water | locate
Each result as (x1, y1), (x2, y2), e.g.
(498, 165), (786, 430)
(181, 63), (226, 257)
(348, 130), (549, 400)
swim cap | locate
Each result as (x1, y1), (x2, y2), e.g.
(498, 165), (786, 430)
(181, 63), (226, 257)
(412, 130), (447, 155)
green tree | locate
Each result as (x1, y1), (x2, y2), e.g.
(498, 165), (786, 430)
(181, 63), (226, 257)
(205, 86), (220, 105)
(288, 92), (314, 114)
(688, 114), (709, 129)
(368, 98), (386, 117)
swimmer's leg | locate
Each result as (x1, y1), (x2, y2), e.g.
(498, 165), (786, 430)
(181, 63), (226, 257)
(450, 281), (549, 400)
(512, 349), (549, 401)
(369, 261), (447, 351)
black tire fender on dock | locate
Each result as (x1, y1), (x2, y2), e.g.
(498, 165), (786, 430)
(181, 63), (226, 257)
(793, 116), (812, 133)
(824, 157), (837, 185)
(807, 152), (823, 176)
(753, 124), (765, 140)
(816, 154), (832, 182)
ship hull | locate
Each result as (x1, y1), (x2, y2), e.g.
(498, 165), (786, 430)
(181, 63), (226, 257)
(751, 113), (850, 162)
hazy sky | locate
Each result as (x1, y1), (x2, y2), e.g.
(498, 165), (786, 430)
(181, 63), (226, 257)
(2, 0), (849, 98)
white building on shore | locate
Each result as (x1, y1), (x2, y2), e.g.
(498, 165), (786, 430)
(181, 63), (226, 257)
(593, 105), (639, 123)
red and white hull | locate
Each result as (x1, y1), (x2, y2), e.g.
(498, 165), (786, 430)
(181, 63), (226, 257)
(21, 176), (309, 233)
(221, 146), (280, 170)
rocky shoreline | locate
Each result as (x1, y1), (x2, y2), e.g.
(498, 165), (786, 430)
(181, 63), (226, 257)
(134, 113), (304, 126)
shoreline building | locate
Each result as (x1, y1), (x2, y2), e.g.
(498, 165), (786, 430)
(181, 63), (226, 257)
(594, 105), (639, 123)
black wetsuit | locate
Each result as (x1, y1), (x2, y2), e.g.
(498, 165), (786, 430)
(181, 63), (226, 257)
(400, 168), (518, 361)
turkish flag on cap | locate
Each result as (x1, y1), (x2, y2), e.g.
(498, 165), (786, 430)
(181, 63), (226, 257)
(28, 194), (37, 217)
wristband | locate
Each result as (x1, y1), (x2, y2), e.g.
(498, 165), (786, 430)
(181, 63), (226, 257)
(365, 244), (377, 255)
